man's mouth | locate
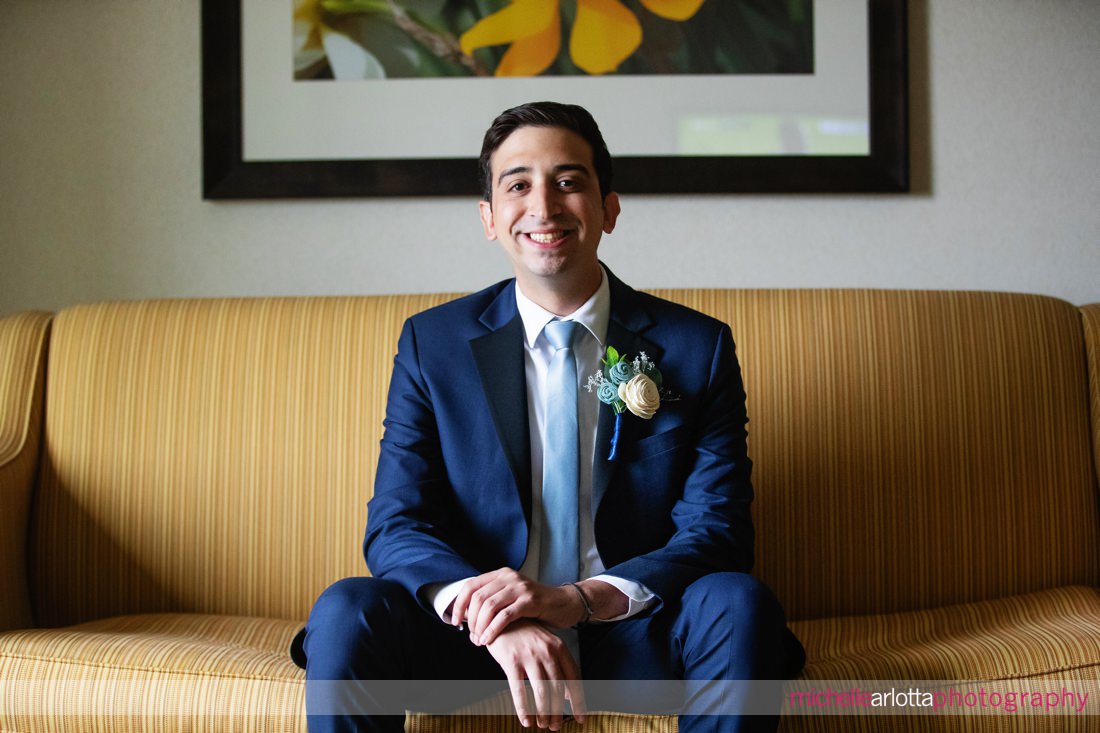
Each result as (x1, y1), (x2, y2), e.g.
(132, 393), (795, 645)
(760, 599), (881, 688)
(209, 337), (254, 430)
(526, 231), (568, 244)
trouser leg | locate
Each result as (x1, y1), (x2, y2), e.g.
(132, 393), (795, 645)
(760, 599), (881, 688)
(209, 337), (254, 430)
(296, 577), (506, 733)
(579, 572), (804, 733)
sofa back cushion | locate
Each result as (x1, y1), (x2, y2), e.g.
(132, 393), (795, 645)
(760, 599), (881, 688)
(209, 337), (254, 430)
(30, 297), (452, 627)
(29, 291), (1099, 626)
(654, 290), (1098, 620)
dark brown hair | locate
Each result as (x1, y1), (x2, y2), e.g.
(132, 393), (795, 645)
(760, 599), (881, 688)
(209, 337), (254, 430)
(478, 101), (613, 202)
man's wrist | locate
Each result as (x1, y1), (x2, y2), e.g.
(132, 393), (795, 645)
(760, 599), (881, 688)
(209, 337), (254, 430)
(575, 579), (630, 622)
(562, 582), (593, 626)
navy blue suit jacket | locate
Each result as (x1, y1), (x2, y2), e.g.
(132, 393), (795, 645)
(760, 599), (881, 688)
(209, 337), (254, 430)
(364, 268), (754, 616)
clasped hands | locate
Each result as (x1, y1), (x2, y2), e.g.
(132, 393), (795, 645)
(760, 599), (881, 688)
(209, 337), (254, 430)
(448, 568), (625, 730)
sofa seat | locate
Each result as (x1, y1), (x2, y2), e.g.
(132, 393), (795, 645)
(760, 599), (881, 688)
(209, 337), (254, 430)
(780, 585), (1100, 731)
(794, 585), (1100, 680)
(0, 614), (305, 732)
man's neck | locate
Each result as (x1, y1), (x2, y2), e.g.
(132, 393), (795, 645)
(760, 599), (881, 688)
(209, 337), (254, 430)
(516, 267), (603, 317)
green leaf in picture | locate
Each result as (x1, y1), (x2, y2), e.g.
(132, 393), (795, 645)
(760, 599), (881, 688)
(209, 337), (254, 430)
(321, 0), (389, 14)
(400, 0), (447, 18)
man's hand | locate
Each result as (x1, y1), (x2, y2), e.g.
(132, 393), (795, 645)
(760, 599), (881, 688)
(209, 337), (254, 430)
(450, 568), (633, 646)
(451, 568), (582, 644)
(485, 619), (587, 730)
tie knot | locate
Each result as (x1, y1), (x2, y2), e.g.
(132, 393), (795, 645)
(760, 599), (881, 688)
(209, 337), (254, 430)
(544, 320), (579, 351)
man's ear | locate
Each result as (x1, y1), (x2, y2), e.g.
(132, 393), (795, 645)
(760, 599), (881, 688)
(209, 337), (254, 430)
(478, 200), (497, 241)
(602, 192), (621, 234)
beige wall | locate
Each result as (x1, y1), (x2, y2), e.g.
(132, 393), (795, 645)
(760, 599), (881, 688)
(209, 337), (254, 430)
(1, 0), (1097, 317)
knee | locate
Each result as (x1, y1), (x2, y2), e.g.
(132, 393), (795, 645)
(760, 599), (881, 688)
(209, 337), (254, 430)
(309, 577), (407, 632)
(302, 577), (412, 673)
(675, 574), (799, 681)
(682, 572), (781, 622)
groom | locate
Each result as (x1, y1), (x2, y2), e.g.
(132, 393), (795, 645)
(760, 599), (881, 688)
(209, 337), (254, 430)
(292, 101), (803, 733)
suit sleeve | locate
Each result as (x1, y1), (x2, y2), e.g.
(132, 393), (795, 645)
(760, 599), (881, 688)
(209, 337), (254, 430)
(600, 323), (754, 610)
(363, 318), (482, 610)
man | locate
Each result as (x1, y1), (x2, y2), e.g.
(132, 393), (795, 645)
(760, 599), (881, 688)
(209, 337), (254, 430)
(292, 101), (803, 733)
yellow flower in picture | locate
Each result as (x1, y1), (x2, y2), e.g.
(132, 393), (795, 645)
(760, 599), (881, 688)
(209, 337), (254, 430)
(460, 0), (707, 76)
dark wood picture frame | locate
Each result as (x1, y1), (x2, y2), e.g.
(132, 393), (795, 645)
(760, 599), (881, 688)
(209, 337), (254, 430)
(202, 0), (908, 199)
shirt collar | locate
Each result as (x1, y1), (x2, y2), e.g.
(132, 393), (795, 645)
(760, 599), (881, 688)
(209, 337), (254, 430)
(514, 267), (610, 349)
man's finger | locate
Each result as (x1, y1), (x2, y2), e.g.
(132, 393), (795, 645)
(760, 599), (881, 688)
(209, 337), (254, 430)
(564, 676), (587, 724)
(559, 645), (586, 723)
(463, 580), (496, 634)
(450, 580), (479, 627)
(530, 677), (552, 730)
(469, 581), (513, 641)
(549, 679), (565, 731)
(506, 673), (533, 728)
(476, 604), (517, 646)
(451, 570), (504, 627)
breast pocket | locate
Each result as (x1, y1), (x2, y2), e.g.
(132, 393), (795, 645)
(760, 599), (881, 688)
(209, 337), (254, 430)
(626, 424), (688, 460)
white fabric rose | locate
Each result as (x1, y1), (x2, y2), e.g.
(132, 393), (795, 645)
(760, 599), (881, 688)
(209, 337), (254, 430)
(618, 374), (660, 420)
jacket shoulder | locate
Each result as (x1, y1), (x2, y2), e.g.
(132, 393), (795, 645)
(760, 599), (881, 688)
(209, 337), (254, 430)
(405, 278), (512, 332)
(628, 290), (732, 343)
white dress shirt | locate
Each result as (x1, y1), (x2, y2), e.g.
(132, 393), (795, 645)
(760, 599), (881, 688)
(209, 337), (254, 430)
(428, 268), (656, 626)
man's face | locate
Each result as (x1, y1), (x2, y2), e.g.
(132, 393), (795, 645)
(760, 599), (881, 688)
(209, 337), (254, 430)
(479, 125), (619, 293)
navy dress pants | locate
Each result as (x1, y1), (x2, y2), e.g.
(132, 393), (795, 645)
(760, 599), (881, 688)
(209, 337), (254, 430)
(293, 573), (803, 733)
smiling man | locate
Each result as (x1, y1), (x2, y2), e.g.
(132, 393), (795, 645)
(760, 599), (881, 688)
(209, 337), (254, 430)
(293, 101), (803, 733)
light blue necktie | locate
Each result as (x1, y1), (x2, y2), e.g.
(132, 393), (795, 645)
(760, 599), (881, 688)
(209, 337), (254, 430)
(541, 319), (580, 587)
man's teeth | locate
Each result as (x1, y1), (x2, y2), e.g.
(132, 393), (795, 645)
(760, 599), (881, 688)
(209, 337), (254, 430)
(528, 232), (563, 244)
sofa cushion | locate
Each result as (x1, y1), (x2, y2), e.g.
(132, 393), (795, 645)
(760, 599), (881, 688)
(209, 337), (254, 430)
(792, 585), (1100, 680)
(29, 296), (455, 627)
(775, 586), (1100, 732)
(408, 710), (676, 733)
(652, 290), (1099, 619)
(26, 293), (1100, 627)
(4, 588), (1097, 733)
(0, 613), (304, 732)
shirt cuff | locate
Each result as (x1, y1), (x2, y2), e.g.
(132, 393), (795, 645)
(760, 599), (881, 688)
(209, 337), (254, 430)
(425, 578), (472, 623)
(588, 574), (657, 622)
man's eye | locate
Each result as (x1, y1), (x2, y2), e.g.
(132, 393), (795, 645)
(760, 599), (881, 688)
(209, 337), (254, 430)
(507, 181), (528, 192)
(557, 178), (577, 189)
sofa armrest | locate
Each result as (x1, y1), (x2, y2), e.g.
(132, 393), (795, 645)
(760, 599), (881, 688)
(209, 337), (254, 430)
(1084, 304), (1100, 490)
(0, 311), (52, 632)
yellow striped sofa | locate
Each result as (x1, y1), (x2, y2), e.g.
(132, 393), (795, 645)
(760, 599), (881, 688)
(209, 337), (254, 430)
(1, 290), (1099, 732)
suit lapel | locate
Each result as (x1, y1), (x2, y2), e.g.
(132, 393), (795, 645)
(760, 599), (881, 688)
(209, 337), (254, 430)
(591, 270), (665, 513)
(470, 282), (533, 526)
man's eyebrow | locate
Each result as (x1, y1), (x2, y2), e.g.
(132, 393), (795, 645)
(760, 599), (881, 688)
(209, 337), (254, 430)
(496, 163), (591, 186)
(497, 166), (530, 185)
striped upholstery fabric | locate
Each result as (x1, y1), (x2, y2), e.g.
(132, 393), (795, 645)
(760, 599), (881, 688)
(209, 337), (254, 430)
(780, 585), (1100, 733)
(30, 297), (457, 626)
(650, 290), (1098, 620)
(6, 291), (1098, 733)
(0, 613), (305, 732)
(791, 585), (1100, 680)
(0, 311), (51, 633)
(410, 710), (676, 733)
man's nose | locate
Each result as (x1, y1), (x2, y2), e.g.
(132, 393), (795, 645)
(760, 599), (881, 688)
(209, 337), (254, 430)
(528, 184), (562, 219)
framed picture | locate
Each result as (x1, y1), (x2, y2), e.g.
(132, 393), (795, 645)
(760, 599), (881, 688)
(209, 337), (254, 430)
(202, 0), (907, 198)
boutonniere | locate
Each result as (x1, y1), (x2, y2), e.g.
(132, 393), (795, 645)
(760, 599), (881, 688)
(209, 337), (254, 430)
(584, 347), (672, 460)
